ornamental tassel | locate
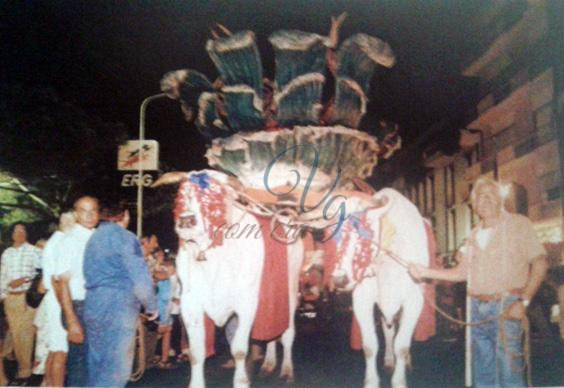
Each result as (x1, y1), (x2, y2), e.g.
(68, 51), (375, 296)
(206, 31), (265, 131)
(269, 30), (329, 127)
(160, 69), (214, 105)
(332, 34), (395, 128)
(196, 92), (232, 139)
(161, 69), (223, 131)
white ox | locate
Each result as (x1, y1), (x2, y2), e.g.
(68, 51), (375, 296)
(161, 170), (303, 388)
(332, 188), (429, 388)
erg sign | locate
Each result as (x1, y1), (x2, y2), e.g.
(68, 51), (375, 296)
(118, 140), (159, 188)
(121, 173), (155, 187)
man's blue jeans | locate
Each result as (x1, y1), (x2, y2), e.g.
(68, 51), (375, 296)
(84, 288), (139, 387)
(65, 300), (88, 387)
(471, 295), (525, 387)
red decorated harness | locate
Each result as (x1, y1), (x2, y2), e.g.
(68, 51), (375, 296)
(175, 173), (228, 249)
(336, 214), (383, 282)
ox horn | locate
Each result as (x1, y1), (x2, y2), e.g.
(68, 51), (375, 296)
(151, 172), (189, 188)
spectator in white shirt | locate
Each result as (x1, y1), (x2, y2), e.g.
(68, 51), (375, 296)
(52, 196), (99, 387)
(0, 223), (41, 383)
(41, 211), (75, 387)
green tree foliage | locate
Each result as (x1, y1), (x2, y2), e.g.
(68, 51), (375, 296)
(0, 84), (128, 228)
(0, 171), (49, 222)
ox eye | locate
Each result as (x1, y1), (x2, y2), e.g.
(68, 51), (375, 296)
(179, 216), (197, 228)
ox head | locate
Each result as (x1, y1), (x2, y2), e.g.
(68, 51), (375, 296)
(331, 187), (430, 295)
(330, 189), (395, 290)
(153, 170), (231, 249)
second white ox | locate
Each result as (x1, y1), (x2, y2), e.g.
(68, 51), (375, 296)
(332, 188), (430, 388)
(162, 170), (303, 388)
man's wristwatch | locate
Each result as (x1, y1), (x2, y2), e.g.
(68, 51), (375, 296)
(519, 297), (530, 308)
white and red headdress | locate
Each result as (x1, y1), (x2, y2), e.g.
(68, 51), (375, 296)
(174, 171), (229, 249)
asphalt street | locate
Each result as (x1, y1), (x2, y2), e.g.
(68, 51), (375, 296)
(126, 311), (563, 388)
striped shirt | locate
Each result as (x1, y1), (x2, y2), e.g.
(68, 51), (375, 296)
(0, 242), (40, 299)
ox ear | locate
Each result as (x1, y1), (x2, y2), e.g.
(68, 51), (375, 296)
(352, 178), (375, 195)
(368, 191), (392, 217)
(151, 172), (190, 188)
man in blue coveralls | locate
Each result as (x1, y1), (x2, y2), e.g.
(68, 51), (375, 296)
(83, 202), (158, 387)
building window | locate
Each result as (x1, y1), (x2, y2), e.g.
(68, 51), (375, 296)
(444, 163), (456, 252)
(465, 143), (481, 166)
(444, 164), (455, 207)
(410, 185), (418, 206)
(447, 208), (457, 252)
(426, 174), (435, 214)
(418, 180), (426, 214)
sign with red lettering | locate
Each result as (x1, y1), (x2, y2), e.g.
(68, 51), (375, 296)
(117, 140), (159, 171)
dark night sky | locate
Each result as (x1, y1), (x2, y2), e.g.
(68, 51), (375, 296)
(2, 0), (486, 172)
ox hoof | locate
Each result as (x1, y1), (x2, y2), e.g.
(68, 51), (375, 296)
(282, 377), (295, 385)
(280, 368), (294, 384)
(363, 379), (380, 388)
(234, 379), (250, 388)
(383, 360), (395, 374)
(259, 367), (274, 378)
(259, 363), (275, 377)
(391, 379), (407, 388)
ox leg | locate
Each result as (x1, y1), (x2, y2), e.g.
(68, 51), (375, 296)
(260, 340), (277, 376)
(390, 290), (423, 388)
(181, 304), (206, 388)
(279, 245), (301, 384)
(353, 282), (379, 388)
(382, 318), (396, 372)
(231, 313), (253, 388)
(279, 321), (295, 382)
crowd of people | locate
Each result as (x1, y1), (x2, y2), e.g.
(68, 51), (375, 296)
(0, 196), (188, 387)
(0, 177), (560, 387)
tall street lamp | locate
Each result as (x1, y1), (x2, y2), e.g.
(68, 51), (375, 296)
(137, 93), (167, 238)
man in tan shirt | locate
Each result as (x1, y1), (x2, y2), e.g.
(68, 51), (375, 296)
(409, 177), (548, 387)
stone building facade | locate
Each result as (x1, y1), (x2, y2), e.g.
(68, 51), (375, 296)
(383, 0), (562, 266)
(376, 0), (563, 336)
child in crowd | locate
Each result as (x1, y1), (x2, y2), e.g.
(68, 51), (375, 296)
(153, 249), (176, 369)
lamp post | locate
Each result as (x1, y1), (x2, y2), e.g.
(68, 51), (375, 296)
(137, 93), (167, 238)
(460, 127), (485, 387)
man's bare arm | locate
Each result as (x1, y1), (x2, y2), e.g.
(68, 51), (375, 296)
(505, 255), (548, 320)
(8, 277), (31, 289)
(52, 275), (84, 344)
(522, 255), (549, 301)
(409, 253), (467, 283)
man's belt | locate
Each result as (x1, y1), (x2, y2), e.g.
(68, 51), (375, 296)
(7, 291), (26, 295)
(469, 288), (523, 302)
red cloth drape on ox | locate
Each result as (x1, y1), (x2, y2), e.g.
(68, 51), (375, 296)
(205, 314), (215, 357)
(413, 220), (437, 341)
(350, 220), (438, 350)
(251, 216), (290, 341)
